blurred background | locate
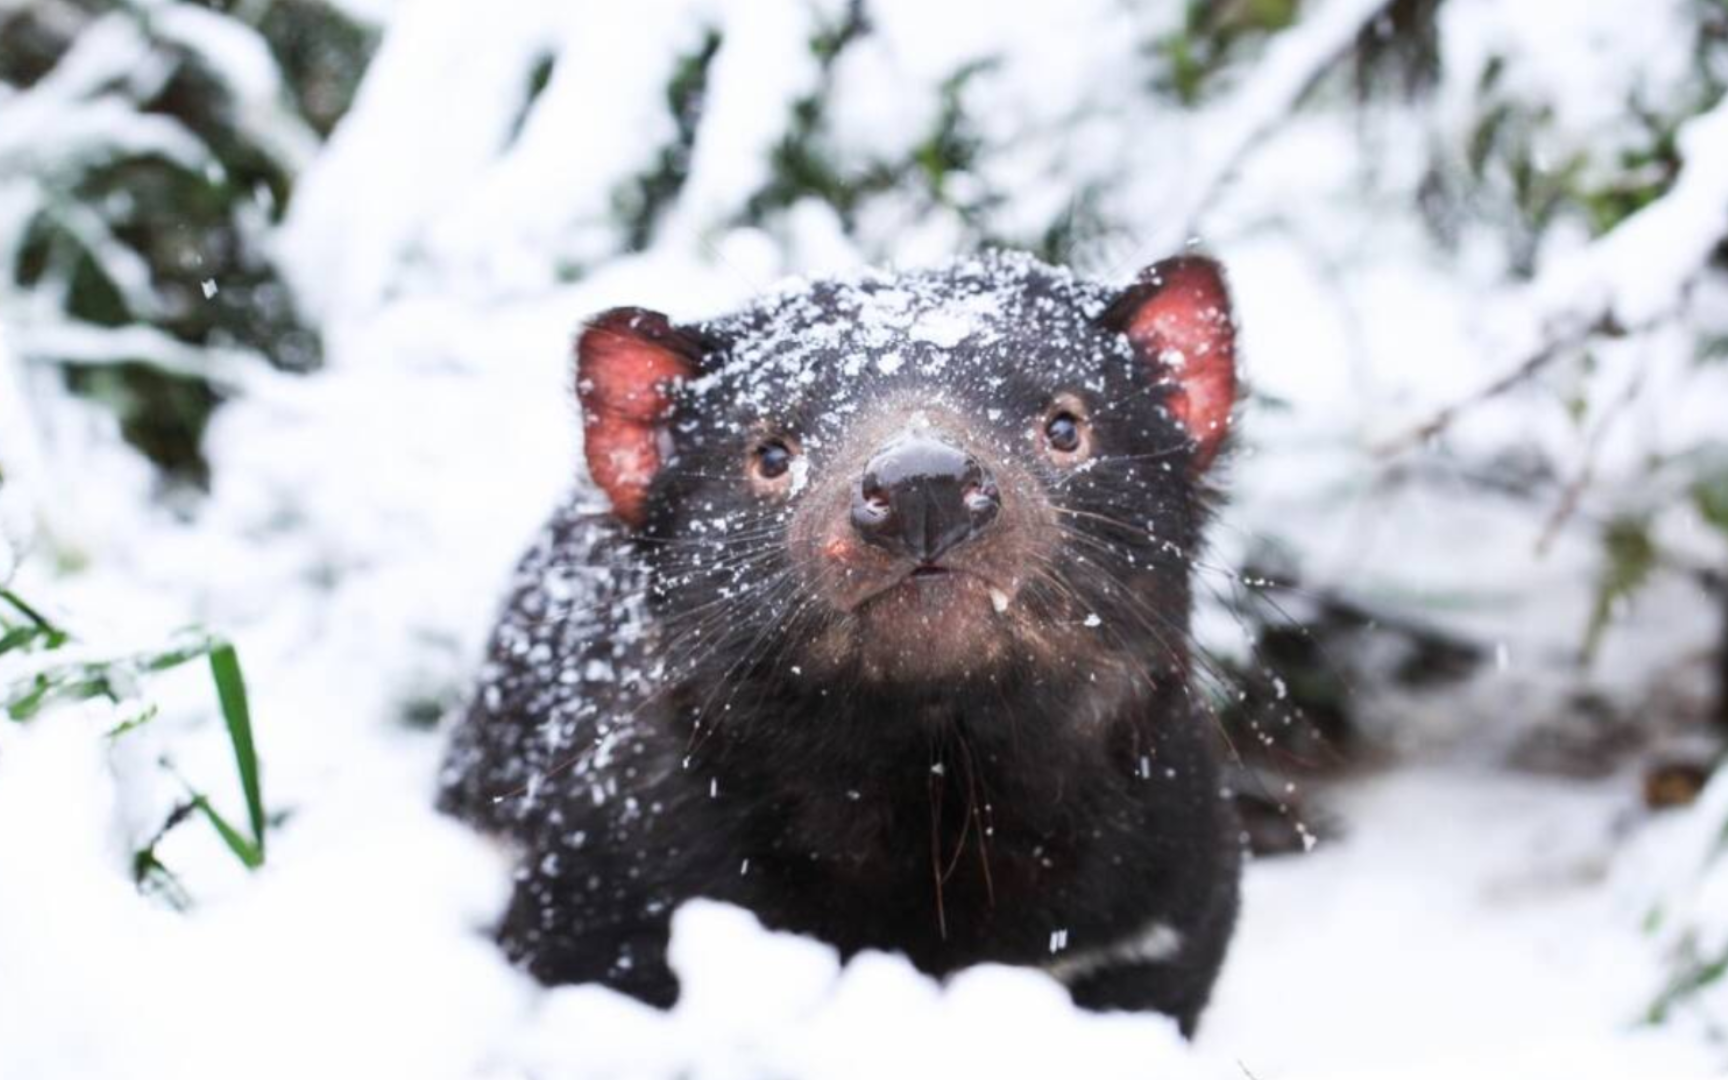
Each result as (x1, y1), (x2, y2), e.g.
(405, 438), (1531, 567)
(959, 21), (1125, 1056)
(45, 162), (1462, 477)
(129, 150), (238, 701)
(0, 1), (1726, 1077)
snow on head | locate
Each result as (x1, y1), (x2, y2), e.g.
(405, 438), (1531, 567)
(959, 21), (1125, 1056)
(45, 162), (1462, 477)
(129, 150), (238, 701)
(695, 250), (1098, 421)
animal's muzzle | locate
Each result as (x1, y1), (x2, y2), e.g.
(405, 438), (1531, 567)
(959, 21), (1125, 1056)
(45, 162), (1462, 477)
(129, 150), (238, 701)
(850, 433), (1000, 563)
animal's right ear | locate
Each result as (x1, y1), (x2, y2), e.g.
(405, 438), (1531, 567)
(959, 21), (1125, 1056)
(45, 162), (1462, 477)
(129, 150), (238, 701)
(575, 307), (705, 528)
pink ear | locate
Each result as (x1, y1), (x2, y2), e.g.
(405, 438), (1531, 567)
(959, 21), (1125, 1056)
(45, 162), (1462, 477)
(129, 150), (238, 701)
(575, 308), (702, 527)
(1104, 256), (1238, 471)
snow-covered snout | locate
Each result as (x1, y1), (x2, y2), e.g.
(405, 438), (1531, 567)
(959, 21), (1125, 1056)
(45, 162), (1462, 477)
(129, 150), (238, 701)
(573, 251), (1240, 691)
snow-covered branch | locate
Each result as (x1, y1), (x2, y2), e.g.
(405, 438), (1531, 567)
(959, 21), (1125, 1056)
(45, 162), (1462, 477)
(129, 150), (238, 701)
(1380, 92), (1728, 454)
(9, 320), (279, 395)
(1135, 0), (1398, 261)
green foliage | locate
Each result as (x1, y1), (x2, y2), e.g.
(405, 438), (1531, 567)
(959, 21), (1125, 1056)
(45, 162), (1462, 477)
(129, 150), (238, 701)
(745, 2), (881, 224)
(63, 362), (224, 484)
(505, 51), (557, 148)
(0, 588), (70, 653)
(1456, 80), (1587, 276)
(0, 0), (370, 486)
(611, 4), (1009, 257)
(246, 0), (382, 137)
(1690, 458), (1728, 538)
(1031, 183), (1114, 268)
(207, 641), (265, 862)
(1150, 0), (1301, 106)
(614, 28), (725, 252)
(1644, 803), (1728, 1026)
(1574, 106), (1687, 238)
(1647, 945), (1728, 1025)
(1582, 516), (1658, 664)
(744, 11), (999, 244)
(0, 586), (270, 883)
(1430, 21), (1724, 272)
(911, 59), (993, 204)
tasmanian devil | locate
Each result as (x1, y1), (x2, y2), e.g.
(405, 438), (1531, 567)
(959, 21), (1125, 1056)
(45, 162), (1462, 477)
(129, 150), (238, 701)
(439, 249), (1244, 1034)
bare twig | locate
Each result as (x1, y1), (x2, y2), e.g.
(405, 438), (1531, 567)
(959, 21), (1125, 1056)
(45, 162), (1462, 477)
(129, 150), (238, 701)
(1378, 93), (1728, 456)
(1111, 0), (1401, 273)
(1535, 367), (1646, 554)
(1374, 312), (1622, 455)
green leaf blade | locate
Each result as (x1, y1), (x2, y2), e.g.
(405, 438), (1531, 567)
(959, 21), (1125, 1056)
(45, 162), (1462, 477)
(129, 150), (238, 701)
(207, 643), (266, 860)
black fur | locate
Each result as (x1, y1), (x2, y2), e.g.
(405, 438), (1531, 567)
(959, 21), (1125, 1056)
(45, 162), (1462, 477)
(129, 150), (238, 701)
(440, 251), (1242, 1034)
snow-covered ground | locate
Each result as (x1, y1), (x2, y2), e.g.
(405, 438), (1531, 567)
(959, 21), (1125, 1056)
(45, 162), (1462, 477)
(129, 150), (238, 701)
(0, 655), (1720, 1078)
(3, 0), (1727, 1076)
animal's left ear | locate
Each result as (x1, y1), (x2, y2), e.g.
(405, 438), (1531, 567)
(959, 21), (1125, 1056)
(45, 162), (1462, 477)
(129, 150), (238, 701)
(575, 308), (708, 528)
(1100, 255), (1238, 471)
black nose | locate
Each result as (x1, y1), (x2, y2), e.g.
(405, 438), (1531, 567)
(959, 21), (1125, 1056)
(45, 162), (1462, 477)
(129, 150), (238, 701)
(851, 434), (1000, 562)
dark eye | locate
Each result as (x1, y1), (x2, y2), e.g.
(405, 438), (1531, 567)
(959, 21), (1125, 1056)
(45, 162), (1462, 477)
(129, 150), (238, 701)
(1045, 413), (1081, 453)
(754, 440), (793, 479)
